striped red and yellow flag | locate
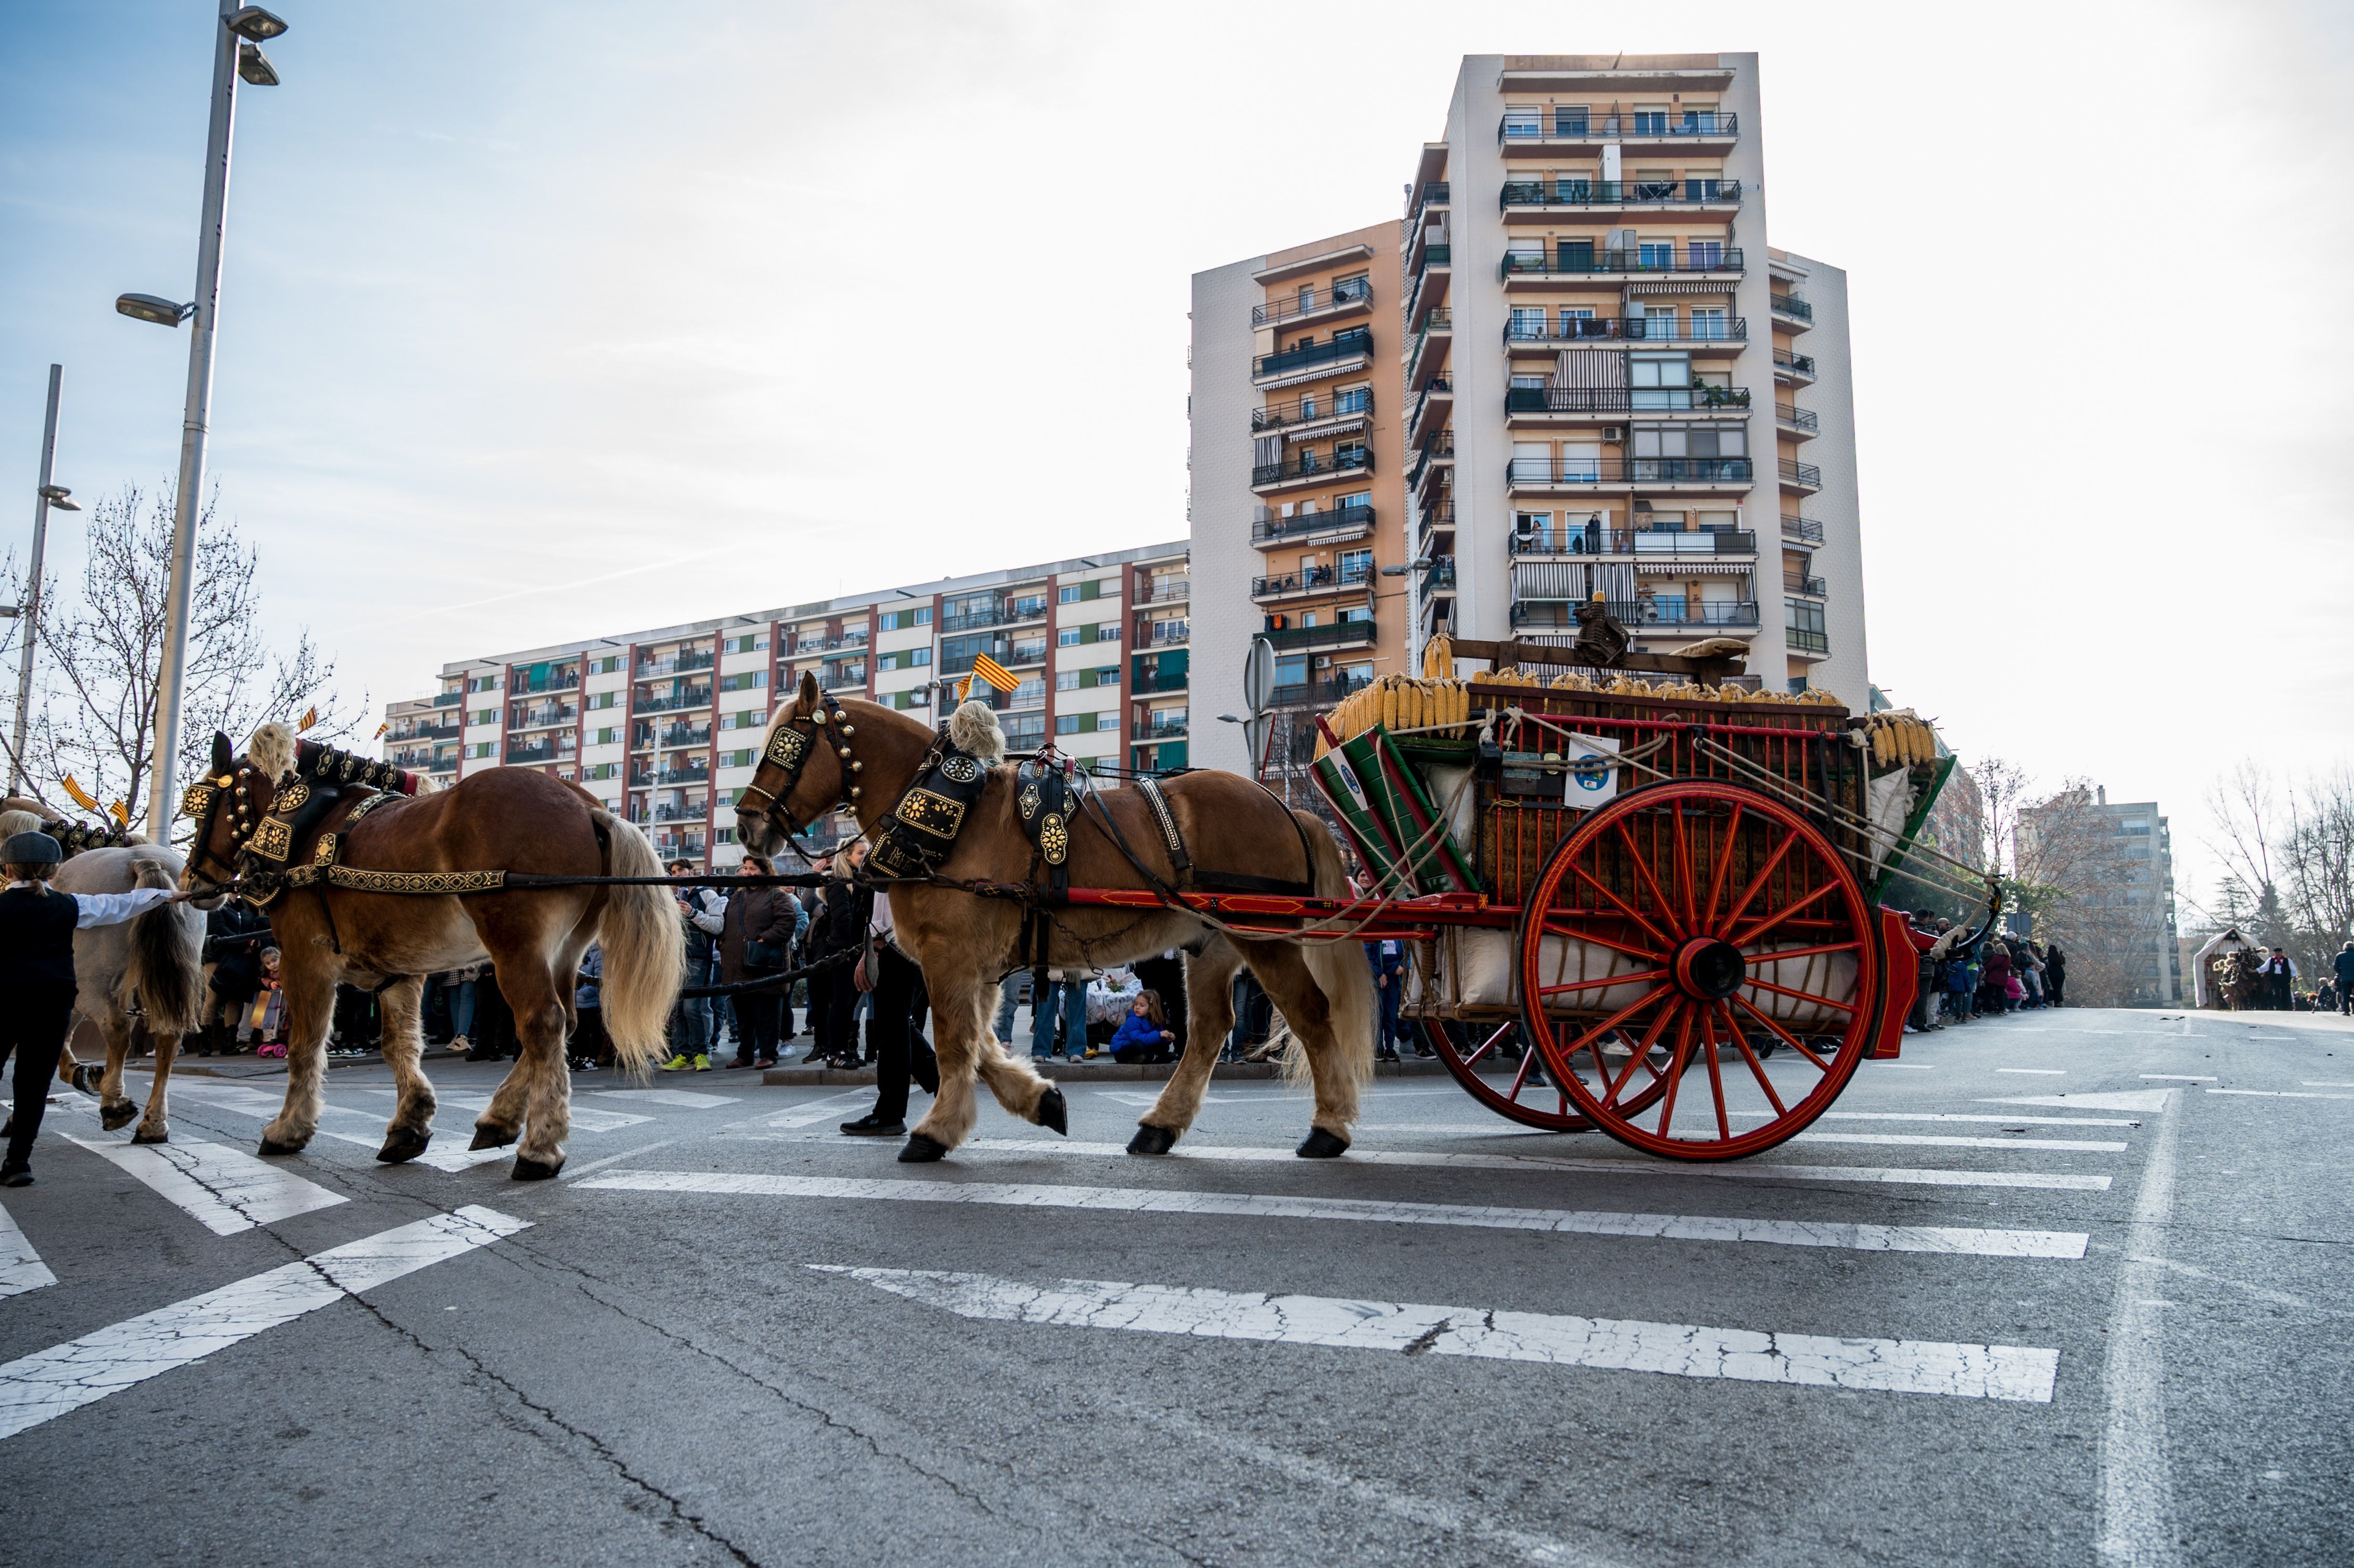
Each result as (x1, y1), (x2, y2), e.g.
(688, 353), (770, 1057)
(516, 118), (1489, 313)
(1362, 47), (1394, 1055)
(297, 705), (319, 732)
(373, 722), (389, 739)
(960, 652), (1017, 701)
(60, 774), (100, 813)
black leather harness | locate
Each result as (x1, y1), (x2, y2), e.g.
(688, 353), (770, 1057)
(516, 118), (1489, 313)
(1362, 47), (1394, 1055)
(866, 737), (993, 882)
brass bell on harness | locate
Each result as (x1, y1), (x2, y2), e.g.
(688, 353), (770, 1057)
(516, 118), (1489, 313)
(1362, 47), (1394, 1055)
(840, 725), (855, 737)
(848, 760), (862, 773)
(812, 711), (828, 725)
(849, 786), (862, 798)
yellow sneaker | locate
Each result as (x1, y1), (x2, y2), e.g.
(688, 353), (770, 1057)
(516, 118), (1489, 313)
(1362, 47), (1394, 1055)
(659, 1053), (694, 1072)
(692, 1053), (712, 1072)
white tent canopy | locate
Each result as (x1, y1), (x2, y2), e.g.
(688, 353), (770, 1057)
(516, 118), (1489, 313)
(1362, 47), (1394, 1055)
(2188, 927), (2265, 1008)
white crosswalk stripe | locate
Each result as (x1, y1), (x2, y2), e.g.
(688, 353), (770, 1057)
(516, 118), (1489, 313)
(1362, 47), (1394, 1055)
(0, 1203), (55, 1297)
(66, 1136), (346, 1234)
(1790, 1130), (2127, 1152)
(591, 1089), (740, 1109)
(757, 1089), (874, 1128)
(582, 1169), (2087, 1258)
(0, 1206), (529, 1441)
(816, 1267), (2061, 1403)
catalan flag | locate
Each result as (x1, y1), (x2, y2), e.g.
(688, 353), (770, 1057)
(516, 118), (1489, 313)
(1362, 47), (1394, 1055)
(959, 652), (1017, 702)
(373, 722), (389, 739)
(108, 801), (128, 826)
(298, 705), (319, 732)
(60, 774), (100, 813)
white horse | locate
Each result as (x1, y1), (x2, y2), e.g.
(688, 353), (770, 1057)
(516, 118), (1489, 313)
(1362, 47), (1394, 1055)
(50, 845), (210, 1142)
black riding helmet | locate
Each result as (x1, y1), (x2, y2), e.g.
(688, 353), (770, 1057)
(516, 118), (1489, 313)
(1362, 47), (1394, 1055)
(4, 831), (63, 865)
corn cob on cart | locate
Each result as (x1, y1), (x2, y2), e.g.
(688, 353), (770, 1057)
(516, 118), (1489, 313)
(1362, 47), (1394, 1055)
(1293, 633), (1956, 1161)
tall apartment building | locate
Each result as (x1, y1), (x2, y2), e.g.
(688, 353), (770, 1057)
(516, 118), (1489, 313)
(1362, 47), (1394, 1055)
(2020, 789), (2180, 1005)
(381, 543), (1189, 868)
(1194, 53), (1872, 782)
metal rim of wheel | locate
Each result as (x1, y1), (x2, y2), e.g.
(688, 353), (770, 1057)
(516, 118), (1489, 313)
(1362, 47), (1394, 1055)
(1418, 1016), (1593, 1132)
(1515, 778), (1878, 1161)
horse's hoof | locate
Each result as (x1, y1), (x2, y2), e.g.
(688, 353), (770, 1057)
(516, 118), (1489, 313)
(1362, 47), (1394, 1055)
(1296, 1127), (1351, 1159)
(1036, 1086), (1069, 1136)
(70, 1064), (101, 1095)
(99, 1102), (140, 1131)
(375, 1127), (432, 1165)
(130, 1125), (169, 1146)
(1127, 1124), (1178, 1156)
(511, 1155), (563, 1181)
(898, 1133), (951, 1164)
(257, 1137), (304, 1157)
(469, 1124), (517, 1151)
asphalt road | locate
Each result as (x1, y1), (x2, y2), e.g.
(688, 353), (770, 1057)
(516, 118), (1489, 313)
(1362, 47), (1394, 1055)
(4, 1007), (2349, 1567)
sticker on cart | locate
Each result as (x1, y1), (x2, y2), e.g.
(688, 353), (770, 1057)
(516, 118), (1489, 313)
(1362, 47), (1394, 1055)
(1561, 731), (1622, 807)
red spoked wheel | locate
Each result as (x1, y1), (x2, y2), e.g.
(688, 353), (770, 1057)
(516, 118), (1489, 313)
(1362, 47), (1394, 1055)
(1516, 779), (1878, 1160)
(1419, 1017), (1592, 1132)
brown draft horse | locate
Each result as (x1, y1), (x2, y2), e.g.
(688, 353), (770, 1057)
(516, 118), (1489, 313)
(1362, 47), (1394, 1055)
(734, 672), (1375, 1162)
(181, 725), (683, 1178)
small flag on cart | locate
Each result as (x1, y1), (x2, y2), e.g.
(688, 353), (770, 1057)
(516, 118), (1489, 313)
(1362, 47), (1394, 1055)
(297, 705), (319, 732)
(373, 722), (389, 739)
(108, 801), (128, 826)
(60, 774), (100, 813)
(959, 652), (1017, 702)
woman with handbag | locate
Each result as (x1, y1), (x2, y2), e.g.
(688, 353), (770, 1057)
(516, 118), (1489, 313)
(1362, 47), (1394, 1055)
(720, 854), (807, 1069)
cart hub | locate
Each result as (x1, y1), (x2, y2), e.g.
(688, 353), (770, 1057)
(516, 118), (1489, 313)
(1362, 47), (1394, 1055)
(1671, 936), (1747, 1002)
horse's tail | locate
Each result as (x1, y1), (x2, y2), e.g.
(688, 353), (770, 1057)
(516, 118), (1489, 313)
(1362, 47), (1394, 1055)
(1278, 811), (1377, 1120)
(589, 808), (683, 1075)
(124, 855), (205, 1037)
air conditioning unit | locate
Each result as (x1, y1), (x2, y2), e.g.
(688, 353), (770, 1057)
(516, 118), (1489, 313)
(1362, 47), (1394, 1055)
(1601, 426), (1625, 444)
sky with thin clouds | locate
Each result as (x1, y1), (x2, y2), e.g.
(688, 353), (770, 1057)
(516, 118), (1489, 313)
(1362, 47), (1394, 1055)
(2, 0), (2348, 915)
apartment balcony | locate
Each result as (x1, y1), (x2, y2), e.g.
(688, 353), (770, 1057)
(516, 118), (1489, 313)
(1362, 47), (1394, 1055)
(1410, 430), (1455, 491)
(1270, 675), (1372, 710)
(1500, 177), (1742, 220)
(654, 802), (710, 824)
(633, 723), (713, 752)
(1251, 447), (1372, 494)
(1416, 501), (1455, 545)
(940, 603), (1047, 634)
(1505, 385), (1751, 425)
(1408, 180), (1449, 218)
(1261, 620), (1377, 654)
(508, 705), (578, 731)
(785, 633), (867, 656)
(1423, 556), (1457, 593)
(1787, 627), (1832, 656)
(1508, 456), (1755, 494)
(1251, 391), (1371, 438)
(388, 749), (436, 772)
(1143, 577), (1190, 604)
(636, 650), (714, 677)
(1253, 332), (1373, 386)
(656, 766), (711, 786)
(635, 687), (712, 714)
(1498, 109), (1738, 152)
(1144, 619), (1190, 646)
(1252, 503), (1375, 547)
(1252, 565), (1376, 603)
(1778, 458), (1824, 494)
(1772, 349), (1816, 385)
(1770, 294), (1815, 330)
(1511, 599), (1761, 631)
(1784, 574), (1829, 597)
(432, 691), (465, 709)
(504, 740), (578, 766)
(1503, 316), (1746, 354)
(388, 721), (461, 743)
(1501, 246), (1744, 287)
(1404, 377), (1452, 450)
(1404, 308), (1452, 389)
(1775, 402), (1820, 439)
(426, 756), (457, 773)
(1511, 527), (1757, 558)
(509, 673), (581, 697)
(1133, 720), (1191, 742)
(1781, 515), (1825, 544)
(1251, 277), (1371, 330)
(1131, 667), (1188, 695)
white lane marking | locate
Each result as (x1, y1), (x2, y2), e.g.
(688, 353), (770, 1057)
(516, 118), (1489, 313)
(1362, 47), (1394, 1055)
(816, 1266), (2061, 1403)
(584, 1170), (2085, 1259)
(559, 1139), (681, 1182)
(2127, 1255), (2333, 1317)
(413, 1143), (516, 1173)
(1790, 1131), (2127, 1153)
(0, 1204), (56, 1297)
(2303, 1081), (2354, 1088)
(1100, 1091), (1263, 1108)
(2205, 1088), (2354, 1100)
(1732, 1112), (2141, 1128)
(590, 1089), (739, 1109)
(0, 1206), (528, 1442)
(759, 1088), (874, 1129)
(2098, 1074), (2185, 1563)
(958, 1138), (2115, 1192)
(64, 1138), (346, 1236)
(2141, 1075), (2216, 1082)
(1996, 1068), (2067, 1075)
(1984, 1090), (2176, 1113)
(185, 1083), (650, 1139)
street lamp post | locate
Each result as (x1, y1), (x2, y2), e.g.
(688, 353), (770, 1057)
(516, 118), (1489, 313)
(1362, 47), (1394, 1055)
(9, 365), (82, 797)
(122, 3), (285, 836)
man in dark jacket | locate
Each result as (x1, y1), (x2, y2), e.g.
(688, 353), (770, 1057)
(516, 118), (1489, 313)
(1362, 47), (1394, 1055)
(200, 901), (270, 1055)
(720, 855), (807, 1068)
(816, 848), (873, 1069)
(2262, 948), (2294, 1012)
(1365, 938), (1406, 1062)
(2334, 942), (2354, 1016)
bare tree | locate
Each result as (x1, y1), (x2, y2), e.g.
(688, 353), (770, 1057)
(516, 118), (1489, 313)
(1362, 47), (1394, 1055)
(1967, 755), (2032, 878)
(2016, 780), (2163, 1007)
(2201, 761), (2283, 941)
(0, 485), (364, 835)
(2277, 767), (2354, 977)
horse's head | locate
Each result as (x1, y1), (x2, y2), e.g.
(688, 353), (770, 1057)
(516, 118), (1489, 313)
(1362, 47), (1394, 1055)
(177, 726), (287, 898)
(735, 671), (861, 858)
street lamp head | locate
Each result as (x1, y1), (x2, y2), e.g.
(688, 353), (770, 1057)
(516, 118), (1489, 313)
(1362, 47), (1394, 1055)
(226, 6), (289, 41)
(37, 486), (80, 512)
(1216, 714), (1244, 724)
(115, 293), (195, 328)
(236, 42), (281, 86)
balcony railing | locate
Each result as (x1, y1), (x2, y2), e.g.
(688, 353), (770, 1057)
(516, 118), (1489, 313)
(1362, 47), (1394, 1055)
(1133, 721), (1190, 741)
(505, 742), (577, 766)
(785, 634), (867, 656)
(654, 803), (709, 823)
(1147, 620), (1189, 645)
(1423, 556), (1457, 592)
(1499, 110), (1737, 142)
(635, 689), (712, 714)
(1271, 675), (1372, 709)
(1143, 577), (1190, 603)
(1252, 392), (1371, 433)
(940, 603), (1047, 634)
(1512, 528), (1757, 556)
(1506, 386), (1750, 415)
(1252, 448), (1372, 487)
(389, 721), (460, 743)
(1252, 565), (1375, 597)
(433, 691), (463, 708)
(1256, 332), (1372, 378)
(1511, 599), (1761, 629)
(1502, 246), (1743, 280)
(657, 767), (711, 786)
(509, 673), (580, 695)
(1505, 316), (1746, 346)
(1251, 504), (1375, 544)
(1787, 627), (1831, 654)
(1785, 576), (1828, 597)
(1501, 178), (1741, 211)
(1252, 278), (1370, 326)
(1770, 294), (1814, 321)
(1420, 243), (1450, 267)
(1779, 458), (1823, 488)
(1782, 516), (1825, 543)
(1417, 501), (1455, 537)
(1775, 402), (1820, 431)
(1773, 349), (1816, 378)
(509, 706), (577, 730)
(1410, 181), (1449, 215)
(1509, 457), (1755, 486)
(1131, 667), (1189, 695)
(388, 749), (437, 771)
(1410, 430), (1455, 490)
(1261, 620), (1377, 652)
(636, 651), (714, 676)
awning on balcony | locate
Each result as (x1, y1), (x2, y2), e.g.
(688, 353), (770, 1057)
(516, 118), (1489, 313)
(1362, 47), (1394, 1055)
(1283, 416), (1367, 445)
(1625, 282), (1740, 296)
(1511, 561), (1638, 600)
(1554, 349), (1627, 390)
(1636, 561), (1754, 578)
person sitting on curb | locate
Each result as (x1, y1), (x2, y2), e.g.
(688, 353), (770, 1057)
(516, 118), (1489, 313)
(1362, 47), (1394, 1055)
(1107, 990), (1178, 1064)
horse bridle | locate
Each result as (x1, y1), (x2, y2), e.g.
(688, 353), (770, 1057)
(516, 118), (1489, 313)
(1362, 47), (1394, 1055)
(178, 763), (268, 890)
(738, 691), (864, 838)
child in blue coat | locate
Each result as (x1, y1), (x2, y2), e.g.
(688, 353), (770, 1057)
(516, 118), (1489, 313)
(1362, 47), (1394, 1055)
(1108, 991), (1178, 1064)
